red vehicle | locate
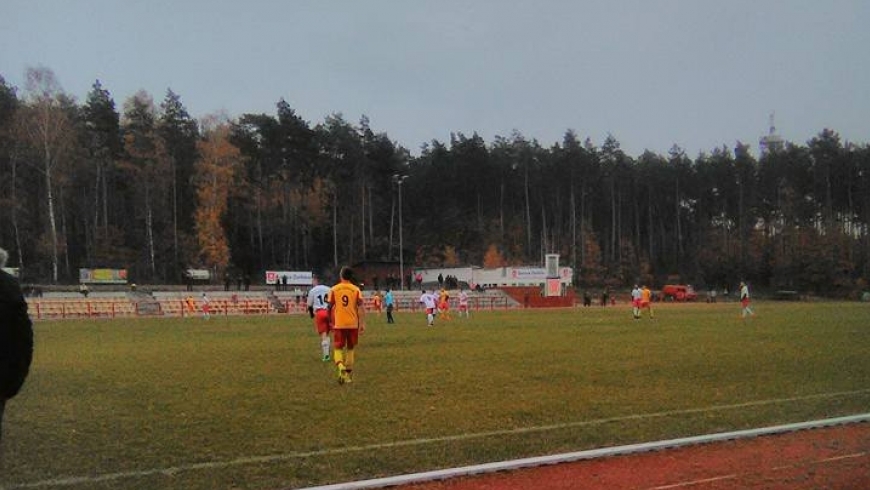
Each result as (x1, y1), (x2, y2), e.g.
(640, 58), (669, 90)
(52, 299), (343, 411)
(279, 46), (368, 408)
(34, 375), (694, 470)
(661, 284), (697, 301)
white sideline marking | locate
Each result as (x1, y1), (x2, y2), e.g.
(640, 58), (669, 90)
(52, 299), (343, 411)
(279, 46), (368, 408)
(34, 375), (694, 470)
(3, 390), (870, 490)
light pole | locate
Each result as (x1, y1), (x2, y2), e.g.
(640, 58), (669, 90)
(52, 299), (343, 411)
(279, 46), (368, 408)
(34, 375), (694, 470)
(393, 174), (408, 290)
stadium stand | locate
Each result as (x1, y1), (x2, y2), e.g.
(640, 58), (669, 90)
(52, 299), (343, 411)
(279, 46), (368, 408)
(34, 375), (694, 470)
(26, 287), (516, 320)
(27, 296), (139, 320)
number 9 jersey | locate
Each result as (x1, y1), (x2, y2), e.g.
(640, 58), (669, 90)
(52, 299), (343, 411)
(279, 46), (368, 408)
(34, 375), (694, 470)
(328, 281), (363, 329)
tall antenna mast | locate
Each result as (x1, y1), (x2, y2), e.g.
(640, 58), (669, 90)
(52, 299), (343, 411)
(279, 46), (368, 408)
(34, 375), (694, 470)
(760, 111), (784, 156)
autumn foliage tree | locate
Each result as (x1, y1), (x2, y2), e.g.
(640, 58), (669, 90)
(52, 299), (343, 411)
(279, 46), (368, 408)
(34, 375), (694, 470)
(482, 244), (505, 268)
(194, 119), (239, 274)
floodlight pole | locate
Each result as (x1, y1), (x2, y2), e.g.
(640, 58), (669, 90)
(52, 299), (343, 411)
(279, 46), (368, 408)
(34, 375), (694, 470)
(393, 174), (408, 290)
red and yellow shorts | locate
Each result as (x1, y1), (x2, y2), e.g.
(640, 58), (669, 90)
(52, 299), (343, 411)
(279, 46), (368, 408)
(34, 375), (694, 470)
(333, 328), (359, 349)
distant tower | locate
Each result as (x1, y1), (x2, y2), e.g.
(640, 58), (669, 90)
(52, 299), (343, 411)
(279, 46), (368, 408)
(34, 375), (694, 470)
(759, 112), (784, 156)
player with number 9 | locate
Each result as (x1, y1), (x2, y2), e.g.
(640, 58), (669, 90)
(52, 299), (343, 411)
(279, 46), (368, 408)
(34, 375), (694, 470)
(328, 266), (366, 384)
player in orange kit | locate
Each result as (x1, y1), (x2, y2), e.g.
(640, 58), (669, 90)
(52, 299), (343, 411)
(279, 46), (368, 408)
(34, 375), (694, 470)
(641, 285), (654, 319)
(438, 288), (452, 321)
(372, 291), (383, 316)
(328, 266), (366, 384)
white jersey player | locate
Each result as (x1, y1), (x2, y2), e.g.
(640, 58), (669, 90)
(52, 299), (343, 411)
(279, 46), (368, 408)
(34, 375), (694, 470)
(419, 290), (438, 326)
(307, 282), (333, 361)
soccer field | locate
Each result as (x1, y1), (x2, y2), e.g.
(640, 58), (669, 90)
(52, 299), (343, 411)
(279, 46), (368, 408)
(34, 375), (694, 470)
(2, 302), (869, 490)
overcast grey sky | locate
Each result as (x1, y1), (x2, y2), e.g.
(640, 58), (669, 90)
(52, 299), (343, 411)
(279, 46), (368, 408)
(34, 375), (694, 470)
(2, 0), (868, 157)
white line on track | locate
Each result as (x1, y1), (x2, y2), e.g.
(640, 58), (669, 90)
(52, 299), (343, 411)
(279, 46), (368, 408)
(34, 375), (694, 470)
(647, 474), (738, 489)
(647, 451), (868, 489)
(3, 389), (870, 489)
(818, 452), (866, 463)
(650, 452), (867, 489)
(772, 451), (869, 471)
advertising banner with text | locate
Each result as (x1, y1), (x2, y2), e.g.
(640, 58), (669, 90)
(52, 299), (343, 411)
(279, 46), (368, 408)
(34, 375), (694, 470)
(265, 270), (313, 286)
(79, 268), (128, 284)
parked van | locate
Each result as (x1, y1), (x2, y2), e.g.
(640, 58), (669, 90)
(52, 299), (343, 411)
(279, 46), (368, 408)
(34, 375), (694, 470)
(661, 284), (697, 301)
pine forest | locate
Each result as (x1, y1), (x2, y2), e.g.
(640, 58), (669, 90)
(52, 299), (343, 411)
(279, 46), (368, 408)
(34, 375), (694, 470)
(1, 69), (869, 296)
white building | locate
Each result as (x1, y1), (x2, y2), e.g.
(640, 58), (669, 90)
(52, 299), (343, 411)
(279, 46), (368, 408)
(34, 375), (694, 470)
(412, 265), (573, 289)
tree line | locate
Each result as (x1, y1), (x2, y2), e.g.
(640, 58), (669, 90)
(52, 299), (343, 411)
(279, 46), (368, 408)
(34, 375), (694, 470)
(1, 68), (868, 295)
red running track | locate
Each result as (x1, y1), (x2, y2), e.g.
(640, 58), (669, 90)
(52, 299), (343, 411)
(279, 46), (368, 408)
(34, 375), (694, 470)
(400, 423), (870, 490)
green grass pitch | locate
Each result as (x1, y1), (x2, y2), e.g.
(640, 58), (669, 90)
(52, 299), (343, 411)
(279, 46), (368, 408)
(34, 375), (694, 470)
(2, 302), (869, 489)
